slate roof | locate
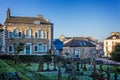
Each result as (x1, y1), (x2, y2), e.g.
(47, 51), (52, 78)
(106, 35), (120, 39)
(0, 24), (3, 30)
(64, 38), (96, 47)
(5, 16), (53, 25)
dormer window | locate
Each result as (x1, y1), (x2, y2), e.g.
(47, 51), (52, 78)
(113, 36), (116, 39)
(34, 21), (40, 24)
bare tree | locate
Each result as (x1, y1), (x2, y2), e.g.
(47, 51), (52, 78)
(14, 42), (24, 64)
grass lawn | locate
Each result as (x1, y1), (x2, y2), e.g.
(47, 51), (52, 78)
(1, 59), (120, 80)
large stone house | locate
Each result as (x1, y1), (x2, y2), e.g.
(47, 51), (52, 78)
(63, 37), (96, 59)
(2, 8), (53, 55)
(0, 23), (3, 52)
(59, 35), (103, 57)
(104, 32), (120, 57)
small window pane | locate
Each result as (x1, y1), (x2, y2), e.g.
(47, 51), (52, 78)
(19, 32), (22, 37)
(9, 46), (12, 52)
(35, 32), (37, 38)
(9, 32), (12, 38)
(35, 46), (38, 51)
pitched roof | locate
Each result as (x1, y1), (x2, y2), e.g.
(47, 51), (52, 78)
(106, 35), (120, 39)
(0, 23), (3, 30)
(64, 38), (96, 47)
(5, 16), (53, 25)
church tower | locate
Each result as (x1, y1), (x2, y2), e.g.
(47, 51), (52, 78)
(7, 8), (10, 18)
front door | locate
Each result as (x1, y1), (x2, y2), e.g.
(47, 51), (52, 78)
(26, 45), (30, 54)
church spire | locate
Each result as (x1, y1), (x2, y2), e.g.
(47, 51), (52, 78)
(7, 8), (10, 18)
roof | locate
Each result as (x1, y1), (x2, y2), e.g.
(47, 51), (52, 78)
(0, 24), (3, 30)
(53, 39), (63, 50)
(64, 38), (96, 47)
(5, 16), (53, 25)
(106, 35), (120, 39)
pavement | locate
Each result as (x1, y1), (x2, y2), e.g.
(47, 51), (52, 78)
(95, 57), (120, 65)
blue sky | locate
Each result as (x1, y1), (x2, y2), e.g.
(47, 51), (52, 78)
(0, 0), (120, 41)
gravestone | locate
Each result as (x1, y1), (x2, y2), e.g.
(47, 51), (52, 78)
(76, 62), (80, 71)
(106, 67), (110, 80)
(66, 62), (72, 73)
(37, 60), (44, 72)
(99, 64), (103, 71)
(45, 62), (51, 71)
(52, 62), (57, 71)
(114, 68), (118, 80)
(83, 62), (87, 70)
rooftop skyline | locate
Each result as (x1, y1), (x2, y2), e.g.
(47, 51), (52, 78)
(0, 0), (120, 41)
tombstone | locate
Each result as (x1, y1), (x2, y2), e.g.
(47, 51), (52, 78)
(106, 67), (110, 80)
(37, 60), (44, 72)
(89, 64), (94, 71)
(99, 64), (103, 71)
(52, 62), (57, 71)
(66, 62), (72, 73)
(45, 62), (50, 71)
(114, 68), (118, 80)
(68, 63), (76, 80)
(58, 61), (62, 80)
(83, 62), (87, 70)
(80, 61), (83, 69)
(76, 62), (80, 71)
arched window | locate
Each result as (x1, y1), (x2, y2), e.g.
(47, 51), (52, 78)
(38, 30), (42, 38)
(38, 43), (42, 52)
(26, 29), (31, 38)
(13, 29), (17, 37)
(43, 31), (47, 39)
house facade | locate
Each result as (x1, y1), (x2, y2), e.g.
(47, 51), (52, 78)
(63, 37), (96, 59)
(0, 24), (3, 52)
(104, 32), (120, 57)
(2, 8), (53, 55)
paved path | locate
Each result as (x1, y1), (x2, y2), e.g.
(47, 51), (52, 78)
(95, 58), (120, 65)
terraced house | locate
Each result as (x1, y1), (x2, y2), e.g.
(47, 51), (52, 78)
(2, 8), (53, 55)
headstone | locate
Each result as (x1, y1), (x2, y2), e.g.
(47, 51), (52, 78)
(68, 63), (76, 80)
(58, 61), (62, 80)
(76, 62), (80, 71)
(37, 60), (44, 72)
(114, 68), (118, 80)
(106, 67), (110, 80)
(52, 62), (57, 71)
(45, 62), (50, 71)
(83, 62), (87, 70)
(66, 62), (72, 73)
(99, 64), (103, 71)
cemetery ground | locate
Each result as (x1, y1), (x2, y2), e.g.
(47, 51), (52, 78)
(0, 57), (120, 80)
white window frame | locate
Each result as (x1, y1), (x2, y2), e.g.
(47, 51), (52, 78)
(43, 31), (47, 39)
(34, 45), (38, 52)
(13, 29), (18, 38)
(25, 29), (31, 38)
(38, 43), (43, 52)
(18, 31), (22, 38)
(8, 45), (13, 53)
(43, 45), (47, 52)
(34, 32), (38, 38)
(8, 31), (13, 38)
(75, 50), (80, 58)
(38, 30), (42, 38)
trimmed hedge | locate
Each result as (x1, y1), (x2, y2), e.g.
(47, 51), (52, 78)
(0, 54), (60, 63)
